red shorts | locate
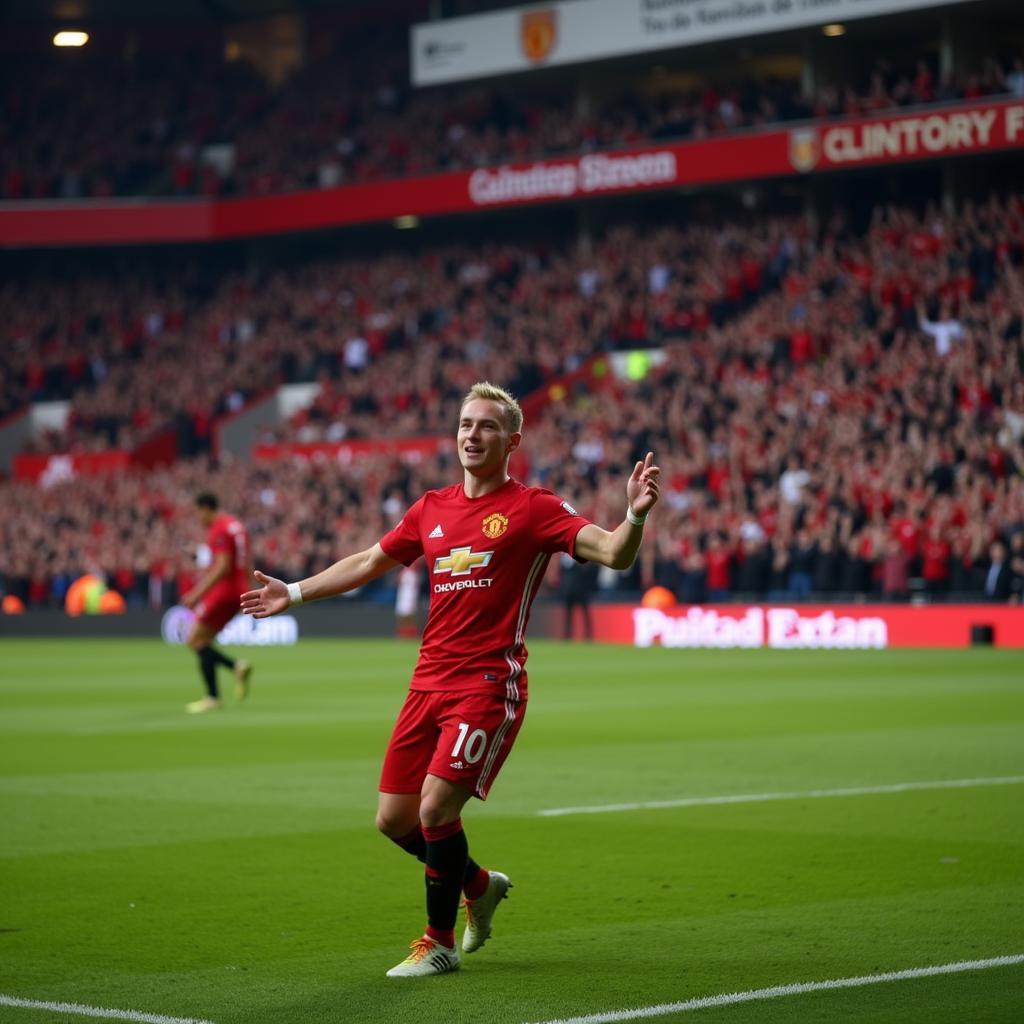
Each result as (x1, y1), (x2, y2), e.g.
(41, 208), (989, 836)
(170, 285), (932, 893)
(194, 593), (239, 633)
(380, 689), (526, 800)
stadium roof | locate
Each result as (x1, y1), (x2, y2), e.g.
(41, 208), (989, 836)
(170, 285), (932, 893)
(0, 0), (408, 23)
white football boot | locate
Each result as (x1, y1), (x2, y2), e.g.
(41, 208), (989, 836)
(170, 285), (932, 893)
(385, 936), (460, 978)
(233, 660), (253, 701)
(462, 871), (512, 954)
(185, 696), (222, 714)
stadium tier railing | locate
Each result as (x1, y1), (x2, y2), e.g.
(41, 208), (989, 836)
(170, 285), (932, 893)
(11, 428), (178, 483)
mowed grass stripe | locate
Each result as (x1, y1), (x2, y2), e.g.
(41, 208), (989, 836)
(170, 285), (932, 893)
(1, 641), (1022, 1023)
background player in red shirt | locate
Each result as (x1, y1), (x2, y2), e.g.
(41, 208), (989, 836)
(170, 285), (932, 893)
(181, 492), (254, 713)
(241, 382), (660, 977)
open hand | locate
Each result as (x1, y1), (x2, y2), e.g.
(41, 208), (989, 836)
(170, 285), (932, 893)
(240, 570), (291, 619)
(627, 451), (661, 518)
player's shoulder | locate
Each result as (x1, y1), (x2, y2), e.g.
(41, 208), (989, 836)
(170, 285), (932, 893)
(523, 483), (581, 515)
(421, 482), (463, 505)
(492, 478), (552, 511)
(213, 512), (246, 535)
(524, 483), (558, 500)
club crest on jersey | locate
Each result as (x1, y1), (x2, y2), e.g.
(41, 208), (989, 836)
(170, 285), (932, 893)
(482, 512), (509, 539)
(434, 546), (494, 576)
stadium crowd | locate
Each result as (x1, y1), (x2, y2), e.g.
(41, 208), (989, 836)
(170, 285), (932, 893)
(3, 192), (1024, 607)
(2, 214), (795, 447)
(2, 41), (1021, 200)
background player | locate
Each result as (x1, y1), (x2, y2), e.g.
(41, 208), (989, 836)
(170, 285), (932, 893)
(181, 492), (254, 714)
(394, 562), (421, 638)
(241, 382), (660, 976)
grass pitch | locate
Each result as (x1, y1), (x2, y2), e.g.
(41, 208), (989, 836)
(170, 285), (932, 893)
(1, 639), (1022, 1024)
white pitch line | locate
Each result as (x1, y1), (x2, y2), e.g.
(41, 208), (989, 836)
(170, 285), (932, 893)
(524, 954), (1024, 1024)
(537, 774), (1024, 817)
(0, 994), (215, 1024)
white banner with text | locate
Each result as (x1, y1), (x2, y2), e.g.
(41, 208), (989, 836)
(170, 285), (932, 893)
(412, 0), (971, 86)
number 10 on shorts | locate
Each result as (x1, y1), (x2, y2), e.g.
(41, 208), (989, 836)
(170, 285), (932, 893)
(451, 722), (488, 764)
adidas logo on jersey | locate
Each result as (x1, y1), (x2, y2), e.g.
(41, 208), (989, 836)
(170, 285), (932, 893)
(450, 760), (465, 770)
(429, 524), (444, 538)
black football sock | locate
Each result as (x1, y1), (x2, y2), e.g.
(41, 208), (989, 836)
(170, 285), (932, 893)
(208, 645), (236, 670)
(392, 824), (483, 886)
(197, 646), (219, 699)
(423, 819), (469, 945)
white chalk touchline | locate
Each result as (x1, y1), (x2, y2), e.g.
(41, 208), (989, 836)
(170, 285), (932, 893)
(537, 774), (1024, 817)
(0, 994), (215, 1024)
(524, 954), (1024, 1024)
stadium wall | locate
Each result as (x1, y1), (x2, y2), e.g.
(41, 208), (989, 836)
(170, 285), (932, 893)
(215, 388), (280, 459)
(0, 408), (32, 475)
(4, 603), (1022, 648)
(0, 604), (398, 640)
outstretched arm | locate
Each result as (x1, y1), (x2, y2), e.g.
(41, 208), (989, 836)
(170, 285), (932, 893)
(240, 542), (400, 618)
(574, 451), (661, 570)
(181, 552), (231, 609)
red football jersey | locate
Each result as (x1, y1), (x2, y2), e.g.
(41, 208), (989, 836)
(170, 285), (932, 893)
(207, 513), (251, 597)
(380, 478), (591, 700)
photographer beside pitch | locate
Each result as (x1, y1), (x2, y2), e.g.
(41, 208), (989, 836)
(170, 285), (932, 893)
(241, 382), (660, 978)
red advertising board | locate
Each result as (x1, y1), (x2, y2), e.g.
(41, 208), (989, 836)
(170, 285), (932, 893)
(2, 100), (1021, 248)
(580, 603), (1024, 649)
(13, 430), (177, 484)
(14, 450), (131, 484)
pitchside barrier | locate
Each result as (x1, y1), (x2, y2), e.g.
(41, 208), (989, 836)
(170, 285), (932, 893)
(0, 603), (397, 641)
(2, 601), (1022, 648)
(559, 603), (1024, 649)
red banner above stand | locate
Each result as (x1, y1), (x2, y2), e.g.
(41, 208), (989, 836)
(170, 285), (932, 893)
(2, 100), (1022, 248)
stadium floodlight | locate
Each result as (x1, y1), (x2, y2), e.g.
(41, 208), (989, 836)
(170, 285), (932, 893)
(821, 23), (846, 37)
(53, 30), (89, 46)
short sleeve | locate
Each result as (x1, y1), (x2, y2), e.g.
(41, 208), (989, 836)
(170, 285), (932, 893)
(209, 525), (229, 554)
(379, 497), (425, 566)
(530, 489), (592, 557)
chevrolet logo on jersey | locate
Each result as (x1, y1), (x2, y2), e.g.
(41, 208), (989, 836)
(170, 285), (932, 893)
(434, 546), (494, 577)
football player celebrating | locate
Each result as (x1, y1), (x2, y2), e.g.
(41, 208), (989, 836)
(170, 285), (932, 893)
(242, 382), (660, 977)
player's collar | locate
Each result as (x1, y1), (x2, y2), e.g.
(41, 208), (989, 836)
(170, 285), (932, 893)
(459, 476), (516, 503)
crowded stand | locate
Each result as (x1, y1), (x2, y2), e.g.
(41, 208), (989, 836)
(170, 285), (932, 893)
(0, 453), (448, 612)
(3, 193), (1024, 608)
(2, 40), (1021, 201)
(3, 214), (793, 450)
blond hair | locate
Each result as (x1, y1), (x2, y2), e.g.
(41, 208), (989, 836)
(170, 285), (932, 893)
(461, 381), (523, 433)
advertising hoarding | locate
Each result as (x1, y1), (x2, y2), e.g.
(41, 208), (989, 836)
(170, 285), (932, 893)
(584, 603), (1024, 649)
(2, 99), (1020, 248)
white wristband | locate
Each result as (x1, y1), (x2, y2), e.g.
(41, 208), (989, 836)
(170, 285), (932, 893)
(286, 581), (304, 606)
(626, 506), (647, 527)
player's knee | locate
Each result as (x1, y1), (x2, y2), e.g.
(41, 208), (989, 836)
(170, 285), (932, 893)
(418, 796), (459, 829)
(376, 809), (413, 838)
